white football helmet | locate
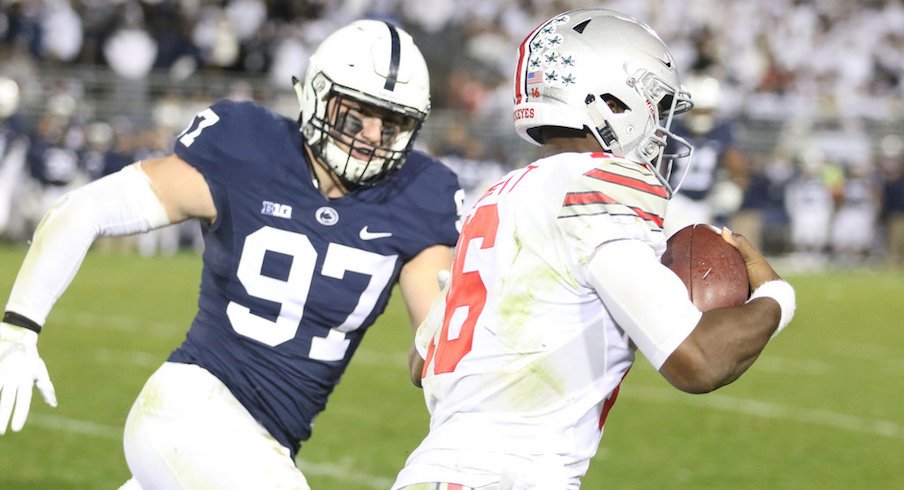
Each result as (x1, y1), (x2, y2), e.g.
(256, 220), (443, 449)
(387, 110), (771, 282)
(513, 9), (694, 195)
(294, 20), (430, 187)
(683, 75), (721, 134)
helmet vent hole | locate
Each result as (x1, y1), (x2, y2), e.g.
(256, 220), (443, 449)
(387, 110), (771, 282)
(601, 94), (629, 114)
(573, 19), (591, 34)
(658, 94), (674, 115)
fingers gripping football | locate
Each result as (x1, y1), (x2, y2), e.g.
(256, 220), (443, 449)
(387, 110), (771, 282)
(719, 227), (782, 290)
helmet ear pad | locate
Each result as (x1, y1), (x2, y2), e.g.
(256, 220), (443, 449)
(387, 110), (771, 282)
(295, 20), (430, 187)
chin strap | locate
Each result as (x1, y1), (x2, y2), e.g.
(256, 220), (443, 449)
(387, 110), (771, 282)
(584, 94), (622, 154)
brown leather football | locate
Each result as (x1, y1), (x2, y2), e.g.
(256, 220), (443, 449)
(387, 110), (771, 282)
(661, 224), (749, 311)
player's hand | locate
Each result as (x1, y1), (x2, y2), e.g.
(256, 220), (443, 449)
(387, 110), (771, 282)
(0, 322), (57, 435)
(720, 227), (781, 291)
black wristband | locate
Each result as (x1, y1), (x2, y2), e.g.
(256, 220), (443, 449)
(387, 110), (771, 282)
(3, 311), (42, 334)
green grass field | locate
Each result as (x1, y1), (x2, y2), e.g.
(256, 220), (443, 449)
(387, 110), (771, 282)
(0, 244), (901, 489)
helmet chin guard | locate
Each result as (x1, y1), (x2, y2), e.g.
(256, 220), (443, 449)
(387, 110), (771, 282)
(513, 9), (695, 196)
(295, 20), (430, 187)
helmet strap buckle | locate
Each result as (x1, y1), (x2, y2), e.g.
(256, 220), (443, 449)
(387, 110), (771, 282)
(585, 94), (618, 148)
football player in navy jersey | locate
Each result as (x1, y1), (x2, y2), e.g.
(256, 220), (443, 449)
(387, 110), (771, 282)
(0, 20), (462, 489)
(662, 75), (748, 238)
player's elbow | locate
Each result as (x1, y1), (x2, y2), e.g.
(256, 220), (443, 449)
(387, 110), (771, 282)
(659, 344), (734, 394)
(409, 370), (423, 388)
(661, 366), (723, 394)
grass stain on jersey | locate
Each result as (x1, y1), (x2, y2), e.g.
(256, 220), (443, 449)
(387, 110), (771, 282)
(493, 232), (572, 409)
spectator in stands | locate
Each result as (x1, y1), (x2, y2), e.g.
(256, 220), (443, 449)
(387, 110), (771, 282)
(39, 0), (83, 62)
(784, 149), (839, 268)
(879, 136), (904, 267)
(23, 113), (88, 232)
(0, 76), (30, 241)
(103, 4), (157, 80)
(830, 160), (882, 265)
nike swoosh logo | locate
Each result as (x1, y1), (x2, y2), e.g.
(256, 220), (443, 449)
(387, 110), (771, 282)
(659, 56), (672, 67)
(359, 226), (393, 240)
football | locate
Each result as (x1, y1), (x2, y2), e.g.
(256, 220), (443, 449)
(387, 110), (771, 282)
(661, 224), (749, 311)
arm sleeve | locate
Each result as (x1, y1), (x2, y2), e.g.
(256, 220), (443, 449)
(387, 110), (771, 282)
(5, 164), (170, 326)
(405, 154), (464, 249)
(585, 238), (702, 370)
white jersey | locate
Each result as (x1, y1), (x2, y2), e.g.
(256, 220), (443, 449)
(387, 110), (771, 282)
(396, 152), (677, 489)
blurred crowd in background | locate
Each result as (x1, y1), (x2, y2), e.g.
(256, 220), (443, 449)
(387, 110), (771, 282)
(1, 0), (904, 269)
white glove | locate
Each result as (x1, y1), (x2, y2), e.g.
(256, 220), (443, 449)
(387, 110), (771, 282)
(0, 322), (57, 435)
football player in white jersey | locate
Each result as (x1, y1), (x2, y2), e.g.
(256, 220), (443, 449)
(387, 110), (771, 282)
(395, 9), (796, 489)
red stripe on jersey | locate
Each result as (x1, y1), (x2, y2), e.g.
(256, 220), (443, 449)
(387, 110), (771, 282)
(585, 168), (669, 198)
(629, 205), (665, 228)
(563, 191), (617, 206)
(563, 192), (664, 227)
(590, 151), (618, 159)
(600, 369), (631, 429)
(448, 484), (464, 490)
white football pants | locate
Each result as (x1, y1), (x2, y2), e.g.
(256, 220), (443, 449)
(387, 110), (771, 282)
(120, 362), (310, 490)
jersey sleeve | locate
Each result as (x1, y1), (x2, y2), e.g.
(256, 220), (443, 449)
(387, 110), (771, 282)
(403, 152), (463, 248)
(173, 99), (285, 185)
(586, 239), (701, 369)
(555, 158), (669, 285)
(171, 100), (299, 232)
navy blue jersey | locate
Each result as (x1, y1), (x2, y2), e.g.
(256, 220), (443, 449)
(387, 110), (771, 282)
(27, 140), (82, 186)
(167, 100), (461, 458)
(667, 119), (736, 201)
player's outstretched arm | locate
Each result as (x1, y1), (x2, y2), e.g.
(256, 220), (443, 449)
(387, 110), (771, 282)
(0, 155), (215, 435)
(659, 228), (795, 393)
(398, 245), (453, 387)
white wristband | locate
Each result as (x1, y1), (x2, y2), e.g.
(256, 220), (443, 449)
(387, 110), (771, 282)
(747, 280), (796, 338)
